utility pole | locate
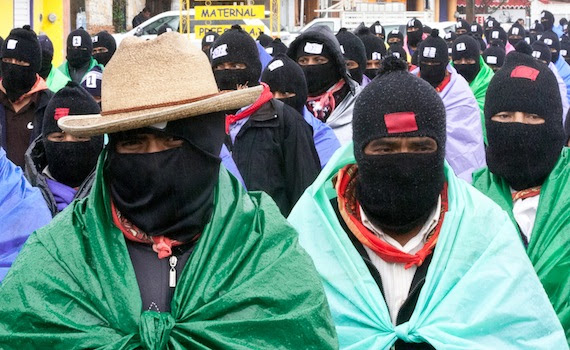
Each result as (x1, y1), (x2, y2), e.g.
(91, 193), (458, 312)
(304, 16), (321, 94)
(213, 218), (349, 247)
(466, 0), (475, 22)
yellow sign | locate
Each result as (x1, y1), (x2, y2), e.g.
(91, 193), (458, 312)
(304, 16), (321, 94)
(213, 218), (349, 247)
(195, 5), (265, 20)
(195, 25), (265, 39)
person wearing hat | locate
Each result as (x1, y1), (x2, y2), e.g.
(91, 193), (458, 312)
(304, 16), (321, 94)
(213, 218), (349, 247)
(38, 34), (70, 93)
(411, 29), (485, 182)
(473, 50), (570, 340)
(369, 21), (386, 43)
(451, 34), (494, 142)
(0, 32), (338, 348)
(261, 54), (340, 168)
(24, 82), (103, 216)
(211, 25), (320, 216)
(288, 25), (362, 145)
(336, 28), (367, 85)
(92, 31), (117, 66)
(356, 27), (386, 81)
(540, 30), (570, 110)
(404, 18), (424, 58)
(0, 26), (54, 168)
(508, 23), (525, 47)
(201, 31), (219, 56)
(288, 56), (567, 348)
(482, 41), (506, 72)
(58, 28), (104, 84)
(455, 19), (470, 36)
(0, 145), (52, 282)
(541, 10), (564, 37)
(264, 38), (288, 56)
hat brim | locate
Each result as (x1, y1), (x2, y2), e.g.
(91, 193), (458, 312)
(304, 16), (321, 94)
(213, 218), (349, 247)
(58, 85), (263, 137)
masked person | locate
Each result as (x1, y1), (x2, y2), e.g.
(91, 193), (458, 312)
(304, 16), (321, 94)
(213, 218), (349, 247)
(24, 82), (103, 216)
(265, 38), (288, 56)
(455, 19), (470, 35)
(0, 26), (54, 168)
(336, 28), (367, 85)
(0, 32), (337, 348)
(211, 25), (320, 216)
(470, 22), (483, 37)
(92, 31), (116, 66)
(80, 66), (103, 106)
(560, 36), (570, 65)
(508, 23), (525, 47)
(58, 29), (104, 84)
(541, 31), (570, 108)
(473, 51), (570, 340)
(387, 43), (409, 68)
(411, 29), (485, 182)
(488, 27), (510, 50)
(482, 41), (506, 72)
(356, 27), (386, 81)
(201, 31), (219, 56)
(288, 56), (568, 349)
(256, 32), (273, 48)
(387, 28), (404, 48)
(530, 20), (545, 37)
(288, 25), (362, 145)
(261, 54), (341, 168)
(369, 21), (386, 42)
(38, 34), (70, 92)
(451, 34), (494, 142)
(484, 16), (499, 41)
(541, 10), (564, 37)
(405, 18), (423, 57)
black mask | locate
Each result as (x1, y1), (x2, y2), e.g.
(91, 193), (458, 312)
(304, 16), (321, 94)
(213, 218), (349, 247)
(39, 52), (53, 80)
(278, 95), (305, 115)
(44, 139), (103, 188)
(407, 30), (423, 47)
(542, 19), (554, 31)
(67, 48), (92, 69)
(364, 68), (379, 79)
(486, 122), (563, 190)
(420, 63), (447, 88)
(349, 67), (363, 85)
(214, 69), (258, 91)
(508, 37), (523, 47)
(105, 142), (220, 240)
(1, 62), (37, 102)
(302, 61), (341, 96)
(454, 62), (480, 83)
(93, 51), (113, 66)
(356, 153), (444, 234)
(551, 49), (560, 63)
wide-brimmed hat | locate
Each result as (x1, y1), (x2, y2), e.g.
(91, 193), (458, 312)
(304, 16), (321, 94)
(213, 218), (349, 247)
(58, 32), (262, 137)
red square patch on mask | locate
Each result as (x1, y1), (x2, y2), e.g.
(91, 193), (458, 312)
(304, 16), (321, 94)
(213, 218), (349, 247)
(510, 66), (539, 81)
(54, 108), (70, 121)
(384, 112), (418, 134)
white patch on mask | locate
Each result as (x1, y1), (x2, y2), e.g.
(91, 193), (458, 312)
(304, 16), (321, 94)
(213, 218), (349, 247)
(6, 39), (17, 50)
(537, 34), (542, 40)
(304, 42), (323, 55)
(532, 51), (542, 59)
(391, 29), (399, 34)
(150, 122), (168, 130)
(72, 36), (82, 47)
(456, 42), (466, 51)
(265, 47), (274, 54)
(491, 31), (499, 39)
(268, 59), (284, 71)
(525, 37), (531, 44)
(205, 35), (215, 43)
(512, 28), (519, 35)
(340, 45), (345, 54)
(561, 49), (568, 56)
(375, 25), (382, 33)
(489, 21), (494, 27)
(471, 25), (478, 32)
(211, 44), (228, 59)
(448, 47), (453, 54)
(408, 19), (416, 27)
(544, 38), (553, 45)
(392, 52), (401, 58)
(372, 52), (382, 60)
(92, 35), (99, 43)
(422, 46), (437, 58)
(444, 32), (452, 39)
(486, 56), (498, 64)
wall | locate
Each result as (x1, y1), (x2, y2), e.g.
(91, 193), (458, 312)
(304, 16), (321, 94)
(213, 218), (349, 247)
(86, 0), (114, 33)
(0, 1), (15, 38)
(41, 0), (67, 66)
(127, 0), (146, 30)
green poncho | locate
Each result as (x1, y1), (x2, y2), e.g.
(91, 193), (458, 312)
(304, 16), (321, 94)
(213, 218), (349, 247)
(45, 64), (71, 93)
(57, 57), (103, 82)
(473, 147), (570, 341)
(0, 153), (338, 349)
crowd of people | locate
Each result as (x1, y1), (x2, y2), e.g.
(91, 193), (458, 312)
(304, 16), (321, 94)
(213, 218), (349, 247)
(0, 9), (569, 349)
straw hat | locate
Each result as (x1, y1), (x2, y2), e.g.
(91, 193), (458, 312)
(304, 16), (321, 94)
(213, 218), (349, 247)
(58, 32), (263, 137)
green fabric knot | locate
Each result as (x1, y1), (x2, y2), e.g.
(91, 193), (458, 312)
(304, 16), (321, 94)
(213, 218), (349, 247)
(139, 311), (175, 350)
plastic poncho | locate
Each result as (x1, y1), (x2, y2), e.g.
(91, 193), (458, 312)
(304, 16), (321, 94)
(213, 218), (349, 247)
(411, 65), (486, 182)
(555, 57), (570, 109)
(472, 147), (570, 341)
(288, 143), (568, 349)
(303, 107), (341, 168)
(549, 61), (570, 125)
(0, 151), (338, 349)
(58, 57), (104, 82)
(45, 65), (71, 93)
(327, 80), (362, 146)
(0, 147), (51, 281)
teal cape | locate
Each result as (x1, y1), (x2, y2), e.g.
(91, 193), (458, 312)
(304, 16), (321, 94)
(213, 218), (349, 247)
(0, 151), (338, 349)
(288, 144), (567, 349)
(57, 57), (103, 82)
(45, 64), (71, 93)
(473, 147), (570, 341)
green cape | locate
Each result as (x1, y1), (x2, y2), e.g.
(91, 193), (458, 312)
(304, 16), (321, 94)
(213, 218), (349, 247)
(45, 64), (71, 93)
(0, 152), (338, 349)
(57, 57), (103, 82)
(473, 147), (570, 341)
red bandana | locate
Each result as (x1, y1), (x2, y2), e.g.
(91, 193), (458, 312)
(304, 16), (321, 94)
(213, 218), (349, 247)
(306, 80), (346, 121)
(335, 164), (448, 269)
(111, 201), (198, 259)
(225, 83), (273, 133)
(512, 186), (541, 202)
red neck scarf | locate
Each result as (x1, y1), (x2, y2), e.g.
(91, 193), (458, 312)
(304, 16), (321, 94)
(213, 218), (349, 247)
(335, 164), (448, 269)
(111, 201), (198, 259)
(512, 186), (541, 201)
(306, 80), (346, 121)
(225, 83), (273, 133)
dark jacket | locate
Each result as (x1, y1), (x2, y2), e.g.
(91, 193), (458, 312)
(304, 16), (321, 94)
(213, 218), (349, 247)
(24, 135), (95, 216)
(132, 12), (147, 28)
(227, 99), (321, 216)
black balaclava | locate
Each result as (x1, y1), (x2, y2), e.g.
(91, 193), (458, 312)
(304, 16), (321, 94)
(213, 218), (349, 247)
(66, 29), (93, 69)
(540, 30), (561, 63)
(201, 31), (220, 55)
(80, 66), (103, 106)
(488, 27), (508, 48)
(406, 18), (423, 48)
(105, 112), (226, 241)
(387, 44), (407, 64)
(508, 24), (525, 47)
(452, 34), (481, 83)
(261, 54), (308, 114)
(530, 21), (545, 36)
(353, 56), (446, 234)
(356, 27), (386, 80)
(418, 29), (449, 88)
(210, 25), (261, 91)
(38, 34), (54, 79)
(1, 25), (41, 102)
(560, 36), (570, 64)
(484, 17), (499, 40)
(470, 22), (483, 37)
(92, 31), (116, 66)
(455, 19), (470, 35)
(42, 82), (103, 188)
(541, 10), (555, 31)
(265, 38), (288, 57)
(336, 28), (366, 84)
(531, 40), (552, 64)
(387, 29), (404, 47)
(444, 31), (457, 46)
(485, 51), (565, 190)
(482, 42), (506, 72)
(257, 32), (273, 48)
(475, 34), (487, 52)
(370, 21), (386, 41)
(423, 26), (432, 34)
